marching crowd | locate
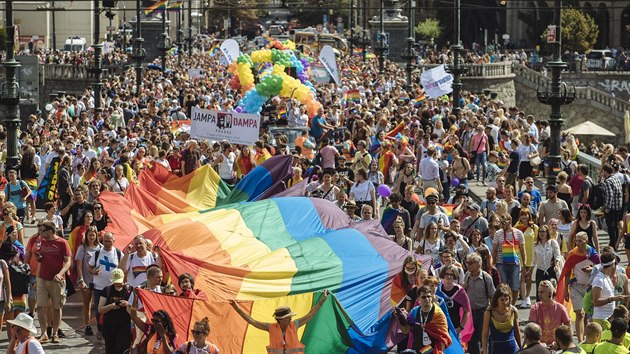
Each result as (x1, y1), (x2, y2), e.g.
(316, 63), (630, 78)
(0, 32), (629, 354)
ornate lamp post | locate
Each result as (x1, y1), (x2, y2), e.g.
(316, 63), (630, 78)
(1, 0), (21, 172)
(373, 0), (388, 74)
(157, 5), (171, 72)
(401, 0), (416, 92)
(92, 0), (104, 112)
(537, 0), (575, 186)
(448, 0), (467, 118)
(131, 0), (146, 95)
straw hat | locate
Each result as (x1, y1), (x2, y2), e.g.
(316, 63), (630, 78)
(273, 306), (296, 319)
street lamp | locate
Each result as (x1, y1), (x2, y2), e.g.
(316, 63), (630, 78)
(157, 7), (172, 72)
(0, 0), (21, 172)
(536, 0), (575, 186)
(131, 0), (146, 95)
(176, 4), (184, 65)
(448, 0), (467, 118)
(373, 0), (388, 74)
(92, 0), (104, 112)
(402, 0), (416, 92)
(188, 0), (193, 55)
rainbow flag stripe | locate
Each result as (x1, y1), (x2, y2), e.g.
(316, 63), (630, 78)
(144, 0), (168, 16)
(100, 156), (409, 353)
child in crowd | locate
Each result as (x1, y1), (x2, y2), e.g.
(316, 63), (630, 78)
(579, 322), (602, 354)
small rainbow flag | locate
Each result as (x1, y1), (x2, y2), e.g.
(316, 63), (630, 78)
(278, 107), (287, 120)
(208, 42), (221, 57)
(552, 166), (561, 173)
(144, 0), (168, 16)
(344, 89), (361, 104)
(168, 1), (183, 11)
(352, 47), (363, 56)
(398, 95), (410, 103)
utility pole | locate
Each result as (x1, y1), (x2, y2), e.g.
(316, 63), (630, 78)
(157, 1), (170, 72)
(188, 0), (193, 55)
(0, 0), (21, 172)
(374, 0), (388, 74)
(36, 2), (66, 51)
(537, 0), (575, 186)
(403, 0), (416, 92)
(176, 3), (184, 65)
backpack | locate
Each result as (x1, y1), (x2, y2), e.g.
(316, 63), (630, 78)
(588, 182), (606, 210)
(8, 262), (31, 296)
(561, 160), (574, 179)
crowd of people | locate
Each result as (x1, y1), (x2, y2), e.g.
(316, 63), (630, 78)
(0, 30), (629, 354)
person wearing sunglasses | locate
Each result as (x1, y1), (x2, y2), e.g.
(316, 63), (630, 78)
(177, 317), (220, 354)
(437, 264), (471, 341)
(397, 285), (452, 354)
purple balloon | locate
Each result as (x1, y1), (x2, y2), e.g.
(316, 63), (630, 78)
(377, 184), (392, 198)
(451, 177), (460, 187)
(234, 106), (244, 113)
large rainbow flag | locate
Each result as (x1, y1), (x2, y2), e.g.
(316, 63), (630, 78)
(100, 156), (412, 352)
(144, 0), (168, 16)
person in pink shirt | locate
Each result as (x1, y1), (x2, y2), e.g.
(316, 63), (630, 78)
(528, 280), (570, 345)
(319, 138), (339, 170)
(469, 125), (490, 186)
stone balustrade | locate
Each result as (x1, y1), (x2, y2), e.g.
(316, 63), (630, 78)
(416, 62), (514, 78)
(41, 64), (126, 80)
(513, 63), (628, 119)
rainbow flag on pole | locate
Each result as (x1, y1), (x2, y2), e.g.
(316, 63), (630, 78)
(208, 42), (221, 57)
(144, 0), (168, 16)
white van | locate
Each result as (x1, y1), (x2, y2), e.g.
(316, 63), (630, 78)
(63, 37), (88, 51)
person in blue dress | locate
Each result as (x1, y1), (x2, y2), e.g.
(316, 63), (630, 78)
(481, 283), (521, 354)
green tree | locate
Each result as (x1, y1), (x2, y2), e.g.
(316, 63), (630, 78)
(541, 8), (598, 53)
(414, 18), (441, 41)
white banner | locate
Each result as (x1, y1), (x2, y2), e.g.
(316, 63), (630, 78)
(420, 65), (454, 98)
(191, 107), (260, 145)
(188, 68), (204, 79)
(318, 45), (340, 85)
(220, 39), (240, 64)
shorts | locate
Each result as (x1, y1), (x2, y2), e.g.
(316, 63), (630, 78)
(569, 283), (589, 311)
(497, 263), (521, 291)
(11, 294), (27, 312)
(28, 276), (37, 300)
(518, 161), (533, 180)
(36, 278), (66, 310)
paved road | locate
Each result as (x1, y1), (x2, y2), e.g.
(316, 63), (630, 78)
(1, 183), (622, 353)
(0, 211), (104, 353)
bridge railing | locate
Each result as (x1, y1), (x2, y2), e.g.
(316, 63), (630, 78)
(577, 151), (602, 182)
(417, 62), (513, 78)
(41, 64), (126, 80)
(513, 63), (629, 118)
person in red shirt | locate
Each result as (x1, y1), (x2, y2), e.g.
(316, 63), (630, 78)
(35, 220), (71, 344)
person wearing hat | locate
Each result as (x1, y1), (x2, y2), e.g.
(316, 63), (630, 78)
(230, 290), (329, 353)
(537, 184), (568, 227)
(98, 268), (132, 354)
(412, 193), (450, 242)
(343, 200), (361, 222)
(6, 313), (44, 354)
(460, 203), (489, 240)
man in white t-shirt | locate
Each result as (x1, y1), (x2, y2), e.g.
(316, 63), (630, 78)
(88, 232), (122, 339)
(120, 235), (159, 288)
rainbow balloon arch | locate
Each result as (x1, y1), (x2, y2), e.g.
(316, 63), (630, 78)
(228, 39), (323, 118)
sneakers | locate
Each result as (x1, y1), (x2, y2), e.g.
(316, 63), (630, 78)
(51, 334), (60, 343)
(39, 334), (49, 343)
(85, 325), (93, 336)
(519, 297), (531, 309)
